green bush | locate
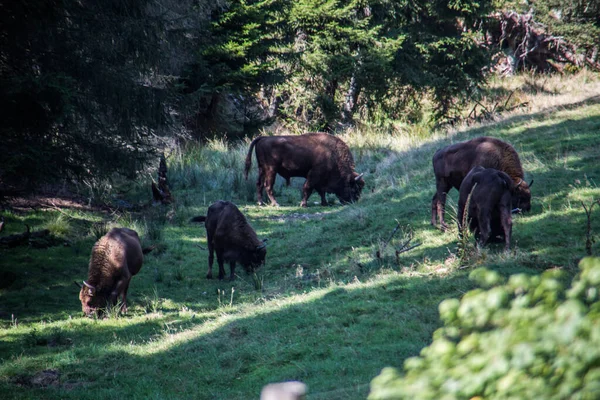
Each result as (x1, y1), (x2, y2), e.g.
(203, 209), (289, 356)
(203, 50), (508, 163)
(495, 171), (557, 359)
(369, 257), (600, 400)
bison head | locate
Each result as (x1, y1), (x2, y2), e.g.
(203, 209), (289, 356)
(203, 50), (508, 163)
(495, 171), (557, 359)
(513, 179), (533, 213)
(243, 239), (268, 273)
(337, 173), (365, 204)
(78, 281), (105, 316)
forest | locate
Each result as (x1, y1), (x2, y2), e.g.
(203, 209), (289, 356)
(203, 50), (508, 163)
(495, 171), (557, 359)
(1, 0), (600, 399)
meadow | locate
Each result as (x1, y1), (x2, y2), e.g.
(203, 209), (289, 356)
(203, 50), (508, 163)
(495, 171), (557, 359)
(1, 72), (599, 399)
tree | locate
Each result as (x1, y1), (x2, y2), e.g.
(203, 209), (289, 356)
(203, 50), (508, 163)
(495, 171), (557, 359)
(280, 0), (495, 128)
(0, 0), (184, 193)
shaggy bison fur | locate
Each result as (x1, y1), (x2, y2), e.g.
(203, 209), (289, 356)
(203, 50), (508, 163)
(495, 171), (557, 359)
(458, 166), (514, 250)
(432, 136), (532, 230)
(191, 201), (267, 281)
(244, 133), (364, 207)
(79, 228), (145, 316)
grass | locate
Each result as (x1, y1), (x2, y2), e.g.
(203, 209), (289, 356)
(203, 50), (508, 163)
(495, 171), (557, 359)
(1, 72), (600, 399)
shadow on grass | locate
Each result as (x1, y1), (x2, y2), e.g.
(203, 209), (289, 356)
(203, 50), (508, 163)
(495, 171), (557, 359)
(0, 273), (474, 400)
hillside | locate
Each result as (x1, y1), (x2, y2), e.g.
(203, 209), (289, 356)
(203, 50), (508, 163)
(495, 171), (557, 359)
(1, 72), (600, 399)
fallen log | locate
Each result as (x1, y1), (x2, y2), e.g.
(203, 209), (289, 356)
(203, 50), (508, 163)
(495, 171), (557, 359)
(491, 11), (600, 74)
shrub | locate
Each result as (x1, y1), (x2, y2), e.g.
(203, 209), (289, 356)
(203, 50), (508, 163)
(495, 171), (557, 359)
(369, 257), (600, 399)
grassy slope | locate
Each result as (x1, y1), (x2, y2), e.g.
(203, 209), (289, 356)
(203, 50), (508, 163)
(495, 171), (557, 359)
(1, 73), (599, 399)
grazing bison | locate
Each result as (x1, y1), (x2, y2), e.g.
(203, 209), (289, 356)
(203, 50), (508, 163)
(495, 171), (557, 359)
(432, 136), (532, 230)
(191, 201), (267, 281)
(458, 166), (514, 250)
(79, 228), (146, 316)
(244, 133), (365, 207)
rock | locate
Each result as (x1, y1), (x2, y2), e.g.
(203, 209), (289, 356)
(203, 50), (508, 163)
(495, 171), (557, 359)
(261, 381), (307, 400)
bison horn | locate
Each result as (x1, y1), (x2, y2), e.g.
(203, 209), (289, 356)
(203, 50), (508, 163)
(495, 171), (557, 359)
(74, 281), (82, 289)
(83, 281), (95, 290)
(354, 173), (364, 181)
(515, 179), (523, 188)
(529, 179), (534, 188)
(511, 208), (522, 214)
(256, 243), (267, 250)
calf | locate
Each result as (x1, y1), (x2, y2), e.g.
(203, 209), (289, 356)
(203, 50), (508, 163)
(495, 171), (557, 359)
(191, 201), (267, 280)
(79, 228), (145, 316)
(457, 166), (514, 251)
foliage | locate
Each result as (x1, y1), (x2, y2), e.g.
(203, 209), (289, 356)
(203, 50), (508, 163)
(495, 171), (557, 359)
(0, 0), (208, 191)
(182, 0), (495, 134)
(369, 257), (600, 399)
(530, 0), (600, 52)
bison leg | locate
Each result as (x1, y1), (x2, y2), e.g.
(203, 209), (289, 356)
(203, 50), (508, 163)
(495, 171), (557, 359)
(431, 192), (439, 226)
(264, 171), (279, 207)
(256, 169), (265, 206)
(500, 207), (512, 251)
(216, 249), (226, 280)
(229, 262), (236, 281)
(120, 281), (132, 314)
(477, 208), (492, 246)
(318, 190), (327, 206)
(300, 178), (316, 207)
(433, 179), (451, 230)
(110, 276), (131, 314)
(207, 239), (214, 279)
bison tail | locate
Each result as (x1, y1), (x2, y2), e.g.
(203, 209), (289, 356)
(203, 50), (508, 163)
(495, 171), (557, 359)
(244, 137), (261, 180)
(190, 216), (207, 223)
(142, 245), (156, 255)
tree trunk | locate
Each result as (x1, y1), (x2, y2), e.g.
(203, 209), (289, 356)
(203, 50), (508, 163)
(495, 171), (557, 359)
(342, 73), (361, 123)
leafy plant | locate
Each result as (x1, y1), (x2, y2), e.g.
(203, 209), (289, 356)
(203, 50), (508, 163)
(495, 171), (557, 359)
(369, 257), (600, 399)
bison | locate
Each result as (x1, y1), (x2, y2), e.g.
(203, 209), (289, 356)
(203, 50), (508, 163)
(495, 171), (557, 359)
(244, 133), (365, 207)
(191, 201), (267, 281)
(458, 166), (514, 251)
(432, 136), (532, 230)
(79, 228), (147, 316)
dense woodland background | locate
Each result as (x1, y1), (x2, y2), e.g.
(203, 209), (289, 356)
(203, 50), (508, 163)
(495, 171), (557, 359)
(1, 0), (599, 197)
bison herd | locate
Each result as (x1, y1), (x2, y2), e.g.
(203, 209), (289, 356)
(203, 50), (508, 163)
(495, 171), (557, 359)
(79, 133), (532, 316)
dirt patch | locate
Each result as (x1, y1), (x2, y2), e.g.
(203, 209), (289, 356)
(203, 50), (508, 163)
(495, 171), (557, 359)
(12, 369), (89, 390)
(14, 369), (60, 388)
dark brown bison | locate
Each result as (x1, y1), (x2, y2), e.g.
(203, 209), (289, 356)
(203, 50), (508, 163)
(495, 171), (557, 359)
(79, 228), (146, 316)
(432, 136), (532, 230)
(244, 133), (365, 207)
(458, 166), (514, 251)
(191, 201), (267, 281)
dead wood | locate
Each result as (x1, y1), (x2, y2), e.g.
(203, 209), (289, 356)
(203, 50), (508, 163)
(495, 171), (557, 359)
(377, 222), (421, 260)
(491, 11), (600, 74)
(582, 199), (600, 256)
(151, 153), (174, 205)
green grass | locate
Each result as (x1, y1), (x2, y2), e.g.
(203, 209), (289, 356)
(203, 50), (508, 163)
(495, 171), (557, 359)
(1, 73), (600, 399)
